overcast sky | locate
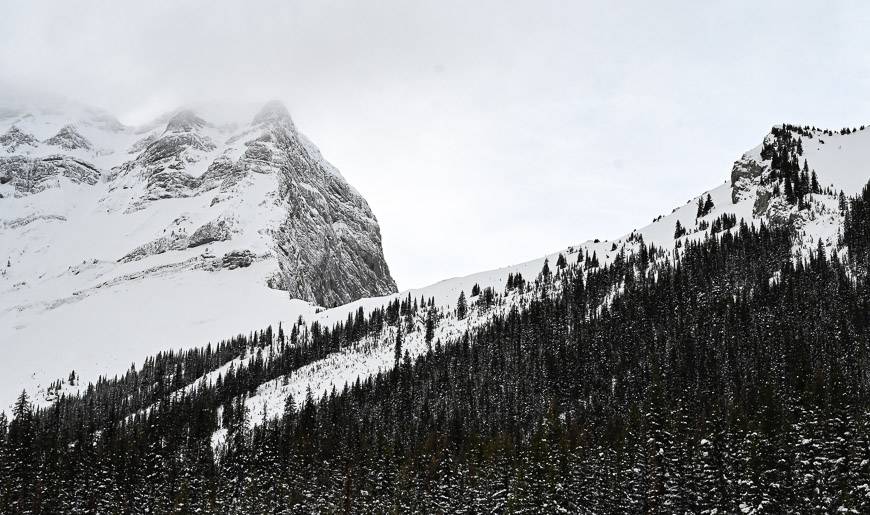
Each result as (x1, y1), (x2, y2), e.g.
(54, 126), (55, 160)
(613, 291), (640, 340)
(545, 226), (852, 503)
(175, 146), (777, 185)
(2, 1), (870, 289)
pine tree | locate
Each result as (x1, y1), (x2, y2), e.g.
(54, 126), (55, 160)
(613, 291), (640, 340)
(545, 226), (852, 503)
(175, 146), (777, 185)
(457, 291), (468, 320)
(425, 309), (436, 351)
(283, 394), (296, 424)
(785, 177), (796, 204)
(393, 325), (403, 369)
(8, 391), (34, 512)
(674, 220), (686, 238)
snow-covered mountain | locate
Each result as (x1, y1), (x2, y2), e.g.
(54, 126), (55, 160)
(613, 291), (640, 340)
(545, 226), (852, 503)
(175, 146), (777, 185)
(3, 119), (869, 415)
(0, 100), (397, 408)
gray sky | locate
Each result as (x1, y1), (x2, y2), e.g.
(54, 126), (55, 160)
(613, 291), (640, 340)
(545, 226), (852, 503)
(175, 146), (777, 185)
(3, 1), (870, 289)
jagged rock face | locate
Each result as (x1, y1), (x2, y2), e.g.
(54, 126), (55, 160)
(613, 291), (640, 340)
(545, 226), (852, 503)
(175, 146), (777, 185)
(729, 137), (783, 217)
(0, 155), (101, 194)
(730, 154), (766, 204)
(0, 99), (397, 307)
(44, 125), (93, 151)
(222, 249), (255, 269)
(0, 126), (39, 152)
(115, 110), (219, 202)
(119, 217), (236, 262)
(271, 177), (397, 306)
(245, 107), (396, 306)
(189, 218), (233, 248)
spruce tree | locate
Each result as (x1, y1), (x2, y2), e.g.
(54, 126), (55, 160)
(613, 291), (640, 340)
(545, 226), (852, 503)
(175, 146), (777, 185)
(457, 291), (468, 320)
(425, 309), (436, 351)
(703, 193), (714, 215)
(393, 325), (403, 369)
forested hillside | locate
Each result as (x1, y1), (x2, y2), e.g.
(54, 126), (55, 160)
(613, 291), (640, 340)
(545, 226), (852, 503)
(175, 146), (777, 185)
(3, 180), (870, 512)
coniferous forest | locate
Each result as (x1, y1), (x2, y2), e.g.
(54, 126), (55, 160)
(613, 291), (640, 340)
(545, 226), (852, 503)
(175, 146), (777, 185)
(3, 187), (870, 512)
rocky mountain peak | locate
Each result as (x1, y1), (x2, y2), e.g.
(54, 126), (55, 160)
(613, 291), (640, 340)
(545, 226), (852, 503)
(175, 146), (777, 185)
(44, 124), (93, 151)
(252, 100), (293, 127)
(0, 126), (39, 152)
(165, 110), (208, 133)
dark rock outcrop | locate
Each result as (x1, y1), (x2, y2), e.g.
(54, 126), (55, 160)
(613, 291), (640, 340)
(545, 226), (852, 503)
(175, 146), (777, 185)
(222, 250), (255, 269)
(0, 126), (39, 152)
(0, 155), (100, 194)
(730, 154), (766, 204)
(188, 218), (233, 248)
(44, 125), (93, 151)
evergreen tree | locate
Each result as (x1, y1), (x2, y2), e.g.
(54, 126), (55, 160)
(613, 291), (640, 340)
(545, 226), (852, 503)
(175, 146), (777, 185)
(424, 309), (436, 351)
(457, 291), (468, 320)
(8, 391), (34, 512)
(393, 325), (403, 369)
(785, 177), (796, 204)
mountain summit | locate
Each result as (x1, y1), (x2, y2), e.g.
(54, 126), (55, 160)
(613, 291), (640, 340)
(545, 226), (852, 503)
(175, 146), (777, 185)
(252, 99), (293, 125)
(0, 100), (397, 406)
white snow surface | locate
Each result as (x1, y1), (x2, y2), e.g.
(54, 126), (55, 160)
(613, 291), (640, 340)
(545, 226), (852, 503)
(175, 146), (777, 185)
(797, 127), (870, 196)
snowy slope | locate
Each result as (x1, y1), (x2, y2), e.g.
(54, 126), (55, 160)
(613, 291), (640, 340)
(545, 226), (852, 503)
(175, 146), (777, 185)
(798, 127), (870, 195)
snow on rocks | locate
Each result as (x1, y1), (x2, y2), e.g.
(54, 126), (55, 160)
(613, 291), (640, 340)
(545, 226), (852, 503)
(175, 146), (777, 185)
(0, 100), (397, 409)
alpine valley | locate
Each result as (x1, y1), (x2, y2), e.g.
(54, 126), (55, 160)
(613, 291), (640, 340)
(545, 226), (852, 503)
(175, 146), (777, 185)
(2, 103), (870, 512)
